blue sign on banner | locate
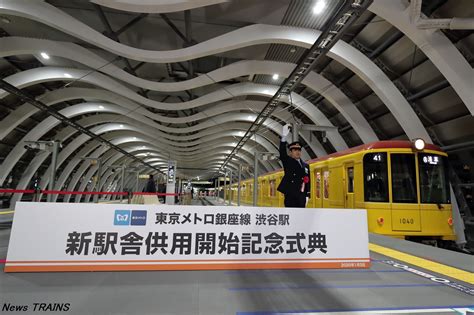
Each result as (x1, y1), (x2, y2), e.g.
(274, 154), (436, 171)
(131, 210), (147, 226)
(114, 210), (130, 226)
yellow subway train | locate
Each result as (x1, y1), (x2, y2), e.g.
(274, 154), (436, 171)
(223, 140), (455, 241)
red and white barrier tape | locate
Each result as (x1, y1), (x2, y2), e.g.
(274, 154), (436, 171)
(0, 189), (180, 196)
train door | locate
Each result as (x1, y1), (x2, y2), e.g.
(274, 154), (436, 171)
(314, 168), (322, 208)
(322, 168), (330, 208)
(344, 163), (355, 208)
(389, 153), (421, 232)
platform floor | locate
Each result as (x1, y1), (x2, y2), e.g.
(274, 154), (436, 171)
(1, 200), (473, 314)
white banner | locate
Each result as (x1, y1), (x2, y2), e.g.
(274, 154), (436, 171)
(5, 202), (370, 272)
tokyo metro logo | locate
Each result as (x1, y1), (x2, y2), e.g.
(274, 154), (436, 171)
(114, 210), (147, 226)
(114, 210), (130, 225)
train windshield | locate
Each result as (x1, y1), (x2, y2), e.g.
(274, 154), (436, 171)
(418, 153), (450, 204)
(363, 152), (389, 202)
(391, 154), (417, 203)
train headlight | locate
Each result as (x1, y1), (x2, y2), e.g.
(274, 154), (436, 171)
(447, 217), (453, 226)
(377, 217), (384, 225)
(413, 138), (425, 151)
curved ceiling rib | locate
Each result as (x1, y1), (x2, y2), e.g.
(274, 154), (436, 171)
(369, 0), (474, 115)
(62, 145), (114, 203)
(65, 148), (135, 203)
(2, 108), (291, 188)
(48, 141), (113, 203)
(1, 1), (317, 63)
(0, 67), (345, 132)
(90, 0), (227, 13)
(0, 66), (374, 145)
(39, 133), (277, 201)
(0, 37), (376, 141)
(0, 22), (430, 140)
(0, 88), (291, 140)
(7, 110), (305, 192)
(31, 127), (280, 202)
(0, 68), (344, 149)
(0, 89), (323, 155)
(11, 120), (274, 203)
(82, 152), (249, 202)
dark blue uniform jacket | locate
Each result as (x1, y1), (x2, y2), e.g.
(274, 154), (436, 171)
(277, 141), (311, 198)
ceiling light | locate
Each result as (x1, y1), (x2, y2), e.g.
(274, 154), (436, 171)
(272, 74), (279, 80)
(313, 0), (326, 15)
(64, 73), (72, 78)
(119, 124), (124, 128)
(290, 47), (296, 53)
(40, 52), (50, 60)
(98, 105), (104, 109)
(133, 137), (137, 140)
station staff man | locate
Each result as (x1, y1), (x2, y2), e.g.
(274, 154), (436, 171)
(277, 124), (311, 208)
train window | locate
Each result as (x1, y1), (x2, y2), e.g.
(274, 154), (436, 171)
(347, 167), (354, 193)
(391, 154), (417, 203)
(269, 180), (276, 197)
(315, 171), (321, 198)
(418, 154), (450, 204)
(323, 170), (329, 199)
(363, 153), (388, 202)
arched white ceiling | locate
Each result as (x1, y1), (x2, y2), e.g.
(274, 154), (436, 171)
(40, 132), (279, 191)
(1, 0), (468, 197)
(8, 119), (279, 192)
(369, 0), (474, 115)
(0, 67), (344, 147)
(0, 38), (377, 142)
(0, 0), (436, 139)
(0, 68), (344, 143)
(9, 110), (289, 200)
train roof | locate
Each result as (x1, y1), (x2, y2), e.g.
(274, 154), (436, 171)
(306, 140), (443, 164)
(259, 141), (444, 177)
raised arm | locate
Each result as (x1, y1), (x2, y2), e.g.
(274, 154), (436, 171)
(280, 124), (291, 165)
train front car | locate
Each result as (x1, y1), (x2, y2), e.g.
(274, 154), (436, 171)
(233, 140), (455, 245)
(362, 140), (455, 243)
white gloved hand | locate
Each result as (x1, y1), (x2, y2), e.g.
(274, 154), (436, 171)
(305, 197), (309, 207)
(282, 124), (291, 141)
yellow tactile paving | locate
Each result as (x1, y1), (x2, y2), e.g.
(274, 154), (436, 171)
(0, 210), (14, 215)
(369, 243), (474, 284)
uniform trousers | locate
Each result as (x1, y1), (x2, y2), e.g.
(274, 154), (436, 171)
(284, 193), (306, 208)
